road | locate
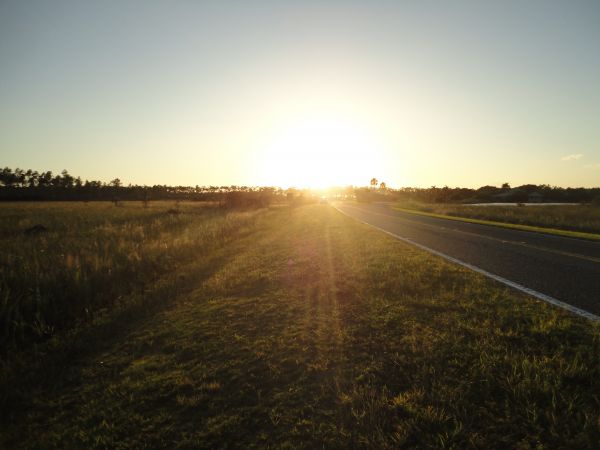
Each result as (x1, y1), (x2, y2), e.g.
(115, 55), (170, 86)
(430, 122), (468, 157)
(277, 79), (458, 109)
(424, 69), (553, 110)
(334, 202), (600, 318)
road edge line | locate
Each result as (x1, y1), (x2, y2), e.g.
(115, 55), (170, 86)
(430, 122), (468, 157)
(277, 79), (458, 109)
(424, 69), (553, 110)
(333, 205), (600, 322)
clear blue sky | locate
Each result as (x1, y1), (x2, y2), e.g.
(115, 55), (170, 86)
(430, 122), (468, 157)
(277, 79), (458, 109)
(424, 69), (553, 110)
(1, 0), (599, 187)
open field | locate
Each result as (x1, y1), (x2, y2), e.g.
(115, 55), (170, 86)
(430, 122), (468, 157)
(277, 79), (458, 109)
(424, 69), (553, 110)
(0, 201), (261, 355)
(1, 204), (599, 448)
(395, 202), (600, 238)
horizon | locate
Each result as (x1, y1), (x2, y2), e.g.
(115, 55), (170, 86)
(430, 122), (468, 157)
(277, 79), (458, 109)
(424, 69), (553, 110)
(3, 165), (600, 191)
(1, 1), (600, 188)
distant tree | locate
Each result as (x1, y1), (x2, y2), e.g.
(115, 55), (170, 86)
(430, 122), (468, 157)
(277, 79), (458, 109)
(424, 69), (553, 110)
(501, 182), (511, 190)
(110, 178), (122, 187)
(14, 168), (25, 187)
(379, 181), (387, 190)
(39, 171), (53, 187)
(28, 170), (39, 187)
(60, 169), (74, 188)
(370, 178), (378, 188)
(0, 167), (15, 186)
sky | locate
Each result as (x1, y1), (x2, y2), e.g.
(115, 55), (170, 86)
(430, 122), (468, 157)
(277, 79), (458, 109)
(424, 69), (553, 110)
(1, 0), (599, 188)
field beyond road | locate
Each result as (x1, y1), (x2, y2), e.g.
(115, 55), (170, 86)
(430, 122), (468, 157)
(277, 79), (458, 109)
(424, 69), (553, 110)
(1, 203), (599, 448)
(395, 202), (600, 237)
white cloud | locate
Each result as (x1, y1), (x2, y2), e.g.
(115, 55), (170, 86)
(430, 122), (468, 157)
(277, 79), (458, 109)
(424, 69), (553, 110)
(561, 153), (583, 161)
(583, 163), (600, 169)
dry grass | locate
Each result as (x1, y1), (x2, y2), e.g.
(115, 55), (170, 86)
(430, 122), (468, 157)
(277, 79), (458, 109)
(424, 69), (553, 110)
(0, 201), (261, 355)
(396, 201), (600, 235)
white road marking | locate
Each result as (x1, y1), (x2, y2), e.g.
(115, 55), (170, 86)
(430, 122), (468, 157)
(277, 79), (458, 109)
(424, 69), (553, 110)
(334, 205), (600, 322)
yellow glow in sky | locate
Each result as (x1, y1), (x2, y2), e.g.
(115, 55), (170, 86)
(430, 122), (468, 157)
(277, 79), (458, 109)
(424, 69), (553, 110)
(257, 115), (386, 188)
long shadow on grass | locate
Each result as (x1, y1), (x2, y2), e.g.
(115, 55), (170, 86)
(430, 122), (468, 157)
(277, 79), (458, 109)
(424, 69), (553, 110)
(0, 221), (258, 429)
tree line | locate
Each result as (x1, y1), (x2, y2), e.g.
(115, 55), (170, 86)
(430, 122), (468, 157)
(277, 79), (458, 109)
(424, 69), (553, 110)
(1, 167), (599, 204)
(0, 167), (287, 204)
(390, 183), (600, 204)
(349, 181), (599, 204)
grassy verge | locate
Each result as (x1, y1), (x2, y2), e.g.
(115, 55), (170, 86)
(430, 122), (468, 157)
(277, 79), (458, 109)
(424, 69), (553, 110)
(2, 204), (599, 448)
(0, 201), (262, 355)
(394, 205), (600, 241)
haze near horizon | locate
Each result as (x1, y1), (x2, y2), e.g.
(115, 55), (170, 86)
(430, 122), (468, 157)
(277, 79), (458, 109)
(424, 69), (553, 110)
(1, 0), (599, 188)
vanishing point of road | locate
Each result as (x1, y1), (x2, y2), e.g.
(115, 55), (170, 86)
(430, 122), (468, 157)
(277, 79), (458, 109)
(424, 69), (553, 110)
(335, 202), (600, 318)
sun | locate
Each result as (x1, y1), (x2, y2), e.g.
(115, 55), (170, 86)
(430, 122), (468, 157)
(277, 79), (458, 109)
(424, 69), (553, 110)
(257, 115), (385, 188)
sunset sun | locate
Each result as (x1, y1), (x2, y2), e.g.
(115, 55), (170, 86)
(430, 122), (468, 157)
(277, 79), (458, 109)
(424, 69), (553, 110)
(258, 115), (385, 188)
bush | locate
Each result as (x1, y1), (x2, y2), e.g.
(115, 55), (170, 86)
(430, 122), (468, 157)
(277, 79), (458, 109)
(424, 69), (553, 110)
(224, 190), (273, 209)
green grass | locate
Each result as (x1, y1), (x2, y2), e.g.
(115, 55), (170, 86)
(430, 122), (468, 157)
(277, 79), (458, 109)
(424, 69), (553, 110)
(1, 204), (599, 448)
(395, 202), (600, 241)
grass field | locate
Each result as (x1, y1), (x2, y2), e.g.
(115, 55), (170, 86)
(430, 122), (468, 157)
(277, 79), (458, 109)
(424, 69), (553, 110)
(395, 202), (600, 237)
(0, 201), (261, 356)
(1, 203), (599, 448)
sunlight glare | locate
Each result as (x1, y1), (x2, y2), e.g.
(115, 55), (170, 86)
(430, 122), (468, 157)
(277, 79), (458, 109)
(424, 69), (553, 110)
(258, 116), (384, 188)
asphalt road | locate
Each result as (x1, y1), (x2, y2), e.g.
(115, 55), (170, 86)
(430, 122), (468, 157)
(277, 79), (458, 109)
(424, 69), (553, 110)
(334, 202), (600, 317)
